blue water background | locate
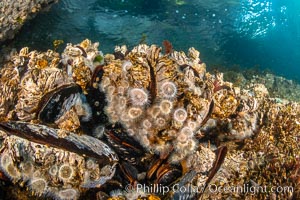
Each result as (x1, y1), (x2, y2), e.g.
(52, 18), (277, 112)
(9, 0), (300, 81)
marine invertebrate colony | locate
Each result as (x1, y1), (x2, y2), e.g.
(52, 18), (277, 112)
(100, 44), (211, 161)
(0, 39), (299, 200)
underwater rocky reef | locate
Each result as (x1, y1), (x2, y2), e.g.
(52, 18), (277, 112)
(0, 0), (58, 42)
(0, 39), (299, 200)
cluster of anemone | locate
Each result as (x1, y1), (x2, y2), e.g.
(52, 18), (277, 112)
(0, 136), (112, 200)
(0, 151), (49, 196)
(100, 44), (209, 161)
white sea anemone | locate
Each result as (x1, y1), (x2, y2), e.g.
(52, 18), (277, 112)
(29, 178), (48, 196)
(57, 188), (79, 200)
(128, 88), (149, 106)
(173, 108), (187, 122)
(160, 81), (177, 99)
(127, 107), (143, 120)
(58, 164), (74, 182)
(159, 99), (173, 115)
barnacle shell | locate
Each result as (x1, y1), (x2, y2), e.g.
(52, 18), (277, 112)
(38, 84), (92, 133)
(0, 41), (101, 133)
(0, 66), (20, 120)
(15, 67), (71, 121)
(212, 88), (238, 119)
(62, 39), (103, 93)
(0, 39), (299, 200)
(99, 43), (212, 161)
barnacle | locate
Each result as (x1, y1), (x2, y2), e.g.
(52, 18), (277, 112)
(0, 65), (21, 120)
(0, 39), (299, 200)
(98, 43), (215, 161)
(212, 89), (238, 119)
(36, 59), (48, 69)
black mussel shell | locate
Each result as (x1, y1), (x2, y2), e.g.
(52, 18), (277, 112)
(119, 161), (139, 184)
(147, 157), (163, 180)
(155, 164), (182, 186)
(103, 124), (147, 168)
(0, 121), (118, 165)
(83, 85), (109, 130)
(38, 84), (83, 124)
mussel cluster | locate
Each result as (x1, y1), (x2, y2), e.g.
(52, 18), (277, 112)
(0, 39), (299, 200)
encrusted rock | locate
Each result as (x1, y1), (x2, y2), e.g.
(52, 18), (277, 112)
(0, 0), (58, 43)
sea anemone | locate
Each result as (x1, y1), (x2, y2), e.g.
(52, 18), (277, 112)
(109, 114), (120, 123)
(159, 99), (173, 115)
(155, 117), (167, 128)
(58, 164), (74, 182)
(120, 112), (130, 123)
(173, 108), (187, 122)
(20, 161), (34, 178)
(142, 119), (152, 129)
(148, 106), (161, 119)
(0, 152), (12, 168)
(117, 86), (126, 95)
(160, 81), (177, 99)
(174, 138), (197, 158)
(167, 129), (177, 138)
(180, 127), (194, 138)
(139, 129), (148, 136)
(100, 76), (111, 91)
(187, 120), (198, 131)
(120, 80), (130, 89)
(75, 101), (92, 122)
(154, 143), (172, 156)
(29, 178), (48, 195)
(93, 125), (105, 139)
(104, 105), (115, 117)
(105, 95), (114, 103)
(127, 107), (143, 120)
(186, 138), (197, 152)
(33, 170), (42, 178)
(57, 188), (79, 200)
(49, 165), (58, 177)
(122, 60), (133, 72)
(5, 163), (21, 180)
(106, 85), (116, 96)
(128, 88), (149, 106)
(127, 129), (135, 136)
(116, 96), (127, 109)
(86, 159), (96, 170)
(140, 135), (151, 147)
(177, 132), (189, 144)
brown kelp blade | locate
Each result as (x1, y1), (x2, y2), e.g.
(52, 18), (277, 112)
(0, 121), (118, 165)
(206, 146), (228, 185)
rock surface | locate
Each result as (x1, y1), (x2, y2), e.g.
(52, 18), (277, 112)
(0, 0), (58, 43)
